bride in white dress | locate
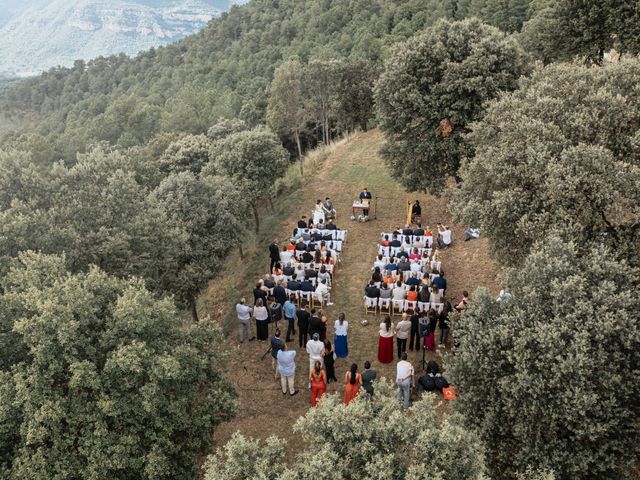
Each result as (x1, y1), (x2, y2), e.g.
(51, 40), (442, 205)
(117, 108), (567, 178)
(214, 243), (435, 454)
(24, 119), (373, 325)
(313, 200), (325, 225)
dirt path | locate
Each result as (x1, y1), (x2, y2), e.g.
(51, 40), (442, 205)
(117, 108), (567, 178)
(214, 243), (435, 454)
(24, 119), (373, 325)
(208, 129), (500, 451)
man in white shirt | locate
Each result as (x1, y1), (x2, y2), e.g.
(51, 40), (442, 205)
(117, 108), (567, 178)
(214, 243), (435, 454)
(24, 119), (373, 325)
(306, 333), (325, 388)
(277, 344), (298, 396)
(236, 298), (254, 343)
(373, 254), (386, 270)
(410, 260), (421, 273)
(437, 224), (452, 249)
(396, 352), (414, 410)
(392, 281), (406, 301)
(315, 279), (334, 306)
(396, 313), (412, 358)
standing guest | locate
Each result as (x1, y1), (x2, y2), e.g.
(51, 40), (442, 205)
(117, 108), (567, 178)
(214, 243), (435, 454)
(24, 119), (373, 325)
(310, 360), (327, 407)
(344, 363), (362, 405)
(236, 298), (255, 343)
(438, 297), (452, 348)
(396, 313), (411, 358)
(273, 280), (287, 306)
(269, 240), (280, 272)
(306, 333), (325, 385)
(455, 291), (470, 312)
(319, 313), (328, 342)
(334, 312), (349, 358)
(277, 344), (298, 396)
(308, 308), (322, 338)
(253, 282), (267, 306)
(323, 340), (338, 383)
(254, 299), (270, 342)
(411, 200), (422, 224)
(283, 295), (297, 343)
(361, 361), (377, 396)
(297, 302), (310, 348)
(424, 310), (436, 351)
(359, 187), (372, 216)
(323, 197), (336, 219)
(377, 315), (395, 364)
(409, 309), (421, 351)
(396, 352), (414, 411)
(270, 329), (285, 379)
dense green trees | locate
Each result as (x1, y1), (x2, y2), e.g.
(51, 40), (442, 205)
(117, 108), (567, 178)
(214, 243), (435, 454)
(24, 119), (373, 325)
(153, 173), (248, 321)
(205, 381), (487, 480)
(447, 238), (640, 479)
(522, 0), (640, 63)
(0, 252), (236, 479)
(452, 58), (640, 266)
(375, 18), (530, 193)
(204, 126), (289, 232)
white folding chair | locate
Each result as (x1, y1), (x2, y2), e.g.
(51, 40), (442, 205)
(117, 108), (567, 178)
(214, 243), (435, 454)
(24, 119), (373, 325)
(392, 299), (405, 316)
(378, 298), (391, 314)
(364, 296), (378, 314)
(405, 300), (417, 312)
(431, 261), (442, 272)
(431, 302), (444, 313)
(417, 301), (430, 313)
(314, 292), (326, 308)
(299, 291), (312, 306)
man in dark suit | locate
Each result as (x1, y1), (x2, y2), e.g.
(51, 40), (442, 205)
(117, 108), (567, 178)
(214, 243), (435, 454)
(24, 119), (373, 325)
(365, 281), (380, 299)
(359, 187), (372, 216)
(402, 225), (413, 235)
(390, 235), (402, 247)
(283, 264), (295, 276)
(253, 283), (267, 305)
(269, 240), (280, 272)
(263, 275), (275, 289)
(300, 278), (314, 292)
(432, 272), (447, 293)
(297, 302), (310, 348)
(273, 281), (287, 306)
(414, 224), (425, 236)
(295, 239), (306, 251)
(325, 219), (337, 230)
(287, 274), (301, 291)
(297, 216), (308, 229)
(301, 248), (314, 264)
(308, 309), (322, 338)
(406, 273), (421, 287)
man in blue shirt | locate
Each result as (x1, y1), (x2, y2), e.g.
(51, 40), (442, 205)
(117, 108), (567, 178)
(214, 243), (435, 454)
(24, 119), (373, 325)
(283, 296), (297, 342)
(386, 258), (398, 272)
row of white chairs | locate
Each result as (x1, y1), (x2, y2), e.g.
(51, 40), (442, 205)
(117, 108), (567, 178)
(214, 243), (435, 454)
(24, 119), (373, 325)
(369, 276), (442, 289)
(373, 262), (442, 275)
(364, 297), (444, 315)
(380, 233), (434, 247)
(291, 239), (344, 252)
(293, 228), (347, 241)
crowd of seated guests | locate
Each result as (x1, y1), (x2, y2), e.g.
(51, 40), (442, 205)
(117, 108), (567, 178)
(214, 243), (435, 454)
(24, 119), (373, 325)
(260, 213), (347, 309)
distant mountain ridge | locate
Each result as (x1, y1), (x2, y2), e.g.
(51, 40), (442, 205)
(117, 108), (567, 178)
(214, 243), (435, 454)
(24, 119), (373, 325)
(0, 0), (244, 77)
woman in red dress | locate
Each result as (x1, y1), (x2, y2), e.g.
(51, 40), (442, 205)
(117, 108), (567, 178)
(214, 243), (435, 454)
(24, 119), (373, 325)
(377, 315), (395, 364)
(343, 363), (362, 405)
(310, 361), (327, 407)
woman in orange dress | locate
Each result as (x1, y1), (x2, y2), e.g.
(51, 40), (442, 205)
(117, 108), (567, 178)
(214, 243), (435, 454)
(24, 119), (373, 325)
(344, 363), (362, 405)
(310, 361), (327, 407)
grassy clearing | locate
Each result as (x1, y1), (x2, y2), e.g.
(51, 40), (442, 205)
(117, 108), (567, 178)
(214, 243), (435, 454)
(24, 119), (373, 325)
(204, 129), (501, 453)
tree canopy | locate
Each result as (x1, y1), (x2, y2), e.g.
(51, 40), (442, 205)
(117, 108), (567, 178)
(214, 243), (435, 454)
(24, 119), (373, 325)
(375, 18), (530, 193)
(452, 58), (640, 266)
(0, 252), (236, 479)
(204, 381), (487, 480)
(447, 238), (640, 479)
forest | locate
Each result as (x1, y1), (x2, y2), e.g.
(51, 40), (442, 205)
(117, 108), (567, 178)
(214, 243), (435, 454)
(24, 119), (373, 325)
(0, 0), (638, 479)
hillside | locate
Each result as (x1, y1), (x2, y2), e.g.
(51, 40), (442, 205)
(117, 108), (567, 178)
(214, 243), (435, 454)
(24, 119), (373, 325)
(0, 0), (244, 77)
(205, 129), (500, 449)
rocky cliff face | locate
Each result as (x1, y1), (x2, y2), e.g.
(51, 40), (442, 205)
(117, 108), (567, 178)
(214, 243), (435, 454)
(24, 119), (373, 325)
(0, 0), (244, 77)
